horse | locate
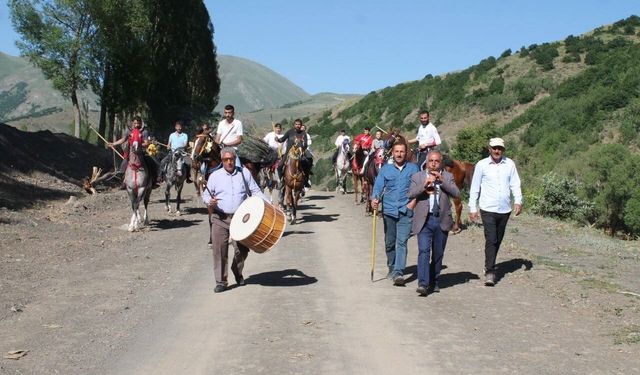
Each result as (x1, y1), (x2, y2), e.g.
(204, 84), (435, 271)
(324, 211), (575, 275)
(444, 159), (475, 234)
(334, 139), (350, 194)
(192, 134), (221, 195)
(363, 147), (385, 214)
(124, 140), (152, 232)
(258, 159), (280, 202)
(283, 139), (306, 224)
(384, 129), (416, 164)
(164, 147), (189, 215)
(351, 140), (366, 204)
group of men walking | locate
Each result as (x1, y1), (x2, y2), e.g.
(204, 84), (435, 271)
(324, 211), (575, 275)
(364, 112), (522, 296)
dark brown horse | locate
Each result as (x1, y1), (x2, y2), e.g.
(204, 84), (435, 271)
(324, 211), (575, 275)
(363, 147), (385, 214)
(351, 140), (366, 205)
(283, 139), (306, 224)
(383, 130), (416, 163)
(444, 159), (475, 234)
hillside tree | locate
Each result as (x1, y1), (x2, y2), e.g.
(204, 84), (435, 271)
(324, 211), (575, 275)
(9, 0), (97, 138)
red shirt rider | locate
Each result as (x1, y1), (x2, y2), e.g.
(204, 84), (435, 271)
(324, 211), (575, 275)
(354, 127), (373, 152)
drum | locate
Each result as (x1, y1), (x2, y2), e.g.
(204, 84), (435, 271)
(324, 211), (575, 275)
(230, 196), (286, 253)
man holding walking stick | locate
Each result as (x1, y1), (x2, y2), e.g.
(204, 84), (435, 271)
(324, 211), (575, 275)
(371, 141), (419, 286)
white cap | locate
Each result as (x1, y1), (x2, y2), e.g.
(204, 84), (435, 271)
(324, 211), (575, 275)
(489, 137), (505, 148)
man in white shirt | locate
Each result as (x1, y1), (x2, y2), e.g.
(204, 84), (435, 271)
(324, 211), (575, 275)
(408, 111), (441, 170)
(161, 120), (191, 183)
(263, 123), (284, 156)
(332, 129), (351, 165)
(216, 104), (243, 166)
(468, 137), (523, 286)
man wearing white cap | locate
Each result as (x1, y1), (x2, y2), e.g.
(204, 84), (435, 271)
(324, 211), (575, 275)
(468, 137), (522, 286)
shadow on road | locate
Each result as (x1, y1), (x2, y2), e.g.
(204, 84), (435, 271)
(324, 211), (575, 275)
(304, 195), (332, 201)
(282, 230), (314, 237)
(439, 271), (480, 289)
(301, 213), (339, 223)
(182, 206), (209, 215)
(149, 218), (203, 230)
(495, 258), (533, 284)
(246, 268), (317, 287)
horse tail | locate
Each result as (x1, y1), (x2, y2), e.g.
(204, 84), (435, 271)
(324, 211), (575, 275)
(464, 162), (475, 188)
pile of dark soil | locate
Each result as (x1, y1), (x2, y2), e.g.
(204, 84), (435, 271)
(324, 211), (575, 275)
(0, 123), (116, 209)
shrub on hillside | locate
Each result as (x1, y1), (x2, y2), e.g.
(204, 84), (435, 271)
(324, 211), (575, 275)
(451, 122), (497, 162)
(488, 77), (505, 95)
(530, 172), (594, 222)
(481, 93), (516, 114)
(529, 43), (559, 71)
(500, 49), (512, 59)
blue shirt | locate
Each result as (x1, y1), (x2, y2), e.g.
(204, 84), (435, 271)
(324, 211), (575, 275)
(468, 156), (522, 214)
(169, 132), (188, 151)
(371, 161), (419, 218)
(202, 167), (267, 214)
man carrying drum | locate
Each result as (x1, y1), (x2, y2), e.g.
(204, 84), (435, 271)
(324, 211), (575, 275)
(202, 147), (269, 293)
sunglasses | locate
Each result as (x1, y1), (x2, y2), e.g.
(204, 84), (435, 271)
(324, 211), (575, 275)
(491, 146), (504, 151)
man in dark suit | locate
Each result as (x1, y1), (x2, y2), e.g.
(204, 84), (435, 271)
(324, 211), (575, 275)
(408, 150), (460, 296)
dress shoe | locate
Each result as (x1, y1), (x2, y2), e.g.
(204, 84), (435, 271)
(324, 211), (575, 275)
(393, 275), (406, 286)
(236, 277), (246, 286)
(416, 286), (428, 296)
(214, 285), (226, 293)
(484, 272), (495, 287)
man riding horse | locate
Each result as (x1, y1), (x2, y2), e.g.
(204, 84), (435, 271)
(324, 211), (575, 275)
(108, 116), (159, 188)
(275, 119), (312, 189)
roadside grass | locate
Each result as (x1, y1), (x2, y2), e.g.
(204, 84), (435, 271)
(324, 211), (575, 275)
(579, 277), (620, 293)
(531, 254), (574, 274)
(612, 325), (640, 345)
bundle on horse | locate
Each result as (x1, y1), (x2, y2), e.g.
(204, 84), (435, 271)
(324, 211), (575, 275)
(192, 133), (221, 194)
(237, 136), (278, 190)
(351, 140), (367, 204)
(164, 147), (190, 215)
(125, 134), (152, 232)
(334, 138), (351, 194)
(282, 138), (306, 224)
(444, 157), (475, 234)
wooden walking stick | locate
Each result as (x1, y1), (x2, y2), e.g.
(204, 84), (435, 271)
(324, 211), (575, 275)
(88, 125), (124, 159)
(370, 205), (378, 282)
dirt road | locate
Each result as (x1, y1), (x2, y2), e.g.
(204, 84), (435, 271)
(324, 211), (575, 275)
(2, 186), (639, 374)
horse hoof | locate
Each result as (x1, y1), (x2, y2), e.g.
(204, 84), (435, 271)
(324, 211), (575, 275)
(176, 211), (181, 216)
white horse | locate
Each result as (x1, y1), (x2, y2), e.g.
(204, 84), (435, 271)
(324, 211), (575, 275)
(125, 141), (152, 231)
(334, 139), (350, 194)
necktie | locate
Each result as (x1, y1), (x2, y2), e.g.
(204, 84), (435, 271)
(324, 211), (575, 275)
(432, 185), (440, 217)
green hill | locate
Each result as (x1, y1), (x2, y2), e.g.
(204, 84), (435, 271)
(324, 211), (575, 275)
(308, 15), (640, 236)
(215, 55), (310, 113)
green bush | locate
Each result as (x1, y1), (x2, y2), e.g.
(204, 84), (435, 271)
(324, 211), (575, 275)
(481, 93), (516, 114)
(530, 172), (593, 221)
(451, 121), (497, 162)
(488, 77), (505, 95)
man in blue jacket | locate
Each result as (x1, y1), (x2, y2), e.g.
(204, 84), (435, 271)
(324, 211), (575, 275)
(371, 141), (419, 286)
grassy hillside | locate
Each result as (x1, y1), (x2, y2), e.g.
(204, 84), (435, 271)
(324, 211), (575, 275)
(308, 15), (640, 236)
(215, 55), (311, 113)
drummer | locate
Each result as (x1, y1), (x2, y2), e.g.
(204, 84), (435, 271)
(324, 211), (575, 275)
(202, 147), (269, 293)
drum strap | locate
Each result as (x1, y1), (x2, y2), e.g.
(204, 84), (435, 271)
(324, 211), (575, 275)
(239, 167), (252, 197)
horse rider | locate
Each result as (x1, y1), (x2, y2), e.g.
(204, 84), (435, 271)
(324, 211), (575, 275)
(300, 124), (314, 188)
(161, 120), (192, 183)
(332, 128), (351, 165)
(215, 104), (243, 167)
(408, 110), (441, 170)
(202, 147), (269, 293)
(263, 123), (284, 156)
(108, 115), (159, 188)
(275, 118), (312, 188)
(354, 126), (374, 174)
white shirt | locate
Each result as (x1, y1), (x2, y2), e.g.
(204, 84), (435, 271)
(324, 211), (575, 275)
(217, 119), (243, 146)
(263, 131), (283, 151)
(335, 134), (350, 147)
(306, 133), (312, 147)
(468, 156), (522, 214)
(416, 122), (441, 148)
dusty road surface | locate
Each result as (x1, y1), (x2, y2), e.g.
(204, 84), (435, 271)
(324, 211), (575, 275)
(2, 185), (639, 374)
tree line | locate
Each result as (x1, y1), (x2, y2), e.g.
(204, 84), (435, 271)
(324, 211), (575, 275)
(9, 0), (220, 143)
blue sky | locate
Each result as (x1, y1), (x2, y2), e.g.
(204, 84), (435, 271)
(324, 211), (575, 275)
(1, 1), (638, 94)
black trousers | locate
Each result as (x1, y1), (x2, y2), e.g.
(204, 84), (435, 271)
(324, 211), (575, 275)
(480, 210), (511, 273)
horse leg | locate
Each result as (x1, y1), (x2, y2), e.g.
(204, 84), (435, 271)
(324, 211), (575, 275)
(165, 182), (172, 213)
(128, 189), (140, 232)
(353, 174), (358, 204)
(452, 197), (463, 234)
(175, 182), (183, 216)
(143, 187), (151, 226)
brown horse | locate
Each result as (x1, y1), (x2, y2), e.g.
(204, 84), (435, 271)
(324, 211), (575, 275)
(191, 133), (221, 195)
(283, 139), (306, 224)
(444, 159), (475, 234)
(125, 141), (152, 232)
(384, 130), (416, 163)
(351, 140), (366, 205)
